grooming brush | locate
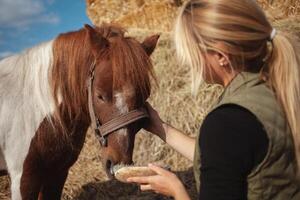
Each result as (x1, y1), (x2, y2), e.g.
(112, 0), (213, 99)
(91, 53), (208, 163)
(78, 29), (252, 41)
(112, 164), (171, 183)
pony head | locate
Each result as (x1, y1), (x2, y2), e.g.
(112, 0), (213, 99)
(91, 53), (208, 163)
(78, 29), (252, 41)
(84, 24), (159, 177)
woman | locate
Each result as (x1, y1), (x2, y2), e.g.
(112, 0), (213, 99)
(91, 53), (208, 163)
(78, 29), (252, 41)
(127, 0), (300, 199)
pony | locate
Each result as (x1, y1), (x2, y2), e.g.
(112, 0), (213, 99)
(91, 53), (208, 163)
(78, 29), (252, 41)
(0, 24), (159, 200)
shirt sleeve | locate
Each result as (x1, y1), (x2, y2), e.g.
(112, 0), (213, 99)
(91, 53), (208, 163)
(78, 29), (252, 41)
(198, 104), (269, 200)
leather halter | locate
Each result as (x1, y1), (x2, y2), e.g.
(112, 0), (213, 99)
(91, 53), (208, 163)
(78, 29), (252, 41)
(87, 62), (149, 146)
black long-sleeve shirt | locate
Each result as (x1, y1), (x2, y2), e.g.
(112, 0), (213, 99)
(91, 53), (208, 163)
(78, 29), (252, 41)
(199, 104), (269, 200)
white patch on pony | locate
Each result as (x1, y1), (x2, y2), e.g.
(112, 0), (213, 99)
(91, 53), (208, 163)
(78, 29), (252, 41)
(0, 40), (55, 199)
(114, 93), (128, 146)
(115, 128), (128, 147)
(114, 86), (135, 146)
(114, 92), (129, 114)
(114, 85), (135, 115)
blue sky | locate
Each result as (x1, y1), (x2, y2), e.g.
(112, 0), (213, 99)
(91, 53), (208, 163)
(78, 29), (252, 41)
(0, 0), (91, 59)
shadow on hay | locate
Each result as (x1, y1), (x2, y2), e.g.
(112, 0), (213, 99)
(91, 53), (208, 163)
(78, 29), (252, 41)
(74, 168), (197, 200)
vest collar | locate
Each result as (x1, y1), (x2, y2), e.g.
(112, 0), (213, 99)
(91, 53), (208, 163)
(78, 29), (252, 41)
(218, 72), (264, 103)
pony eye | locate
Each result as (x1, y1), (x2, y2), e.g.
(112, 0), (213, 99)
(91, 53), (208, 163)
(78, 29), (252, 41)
(97, 94), (105, 101)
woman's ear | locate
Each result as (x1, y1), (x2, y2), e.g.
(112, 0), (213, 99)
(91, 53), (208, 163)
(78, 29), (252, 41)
(213, 42), (230, 67)
(218, 53), (229, 67)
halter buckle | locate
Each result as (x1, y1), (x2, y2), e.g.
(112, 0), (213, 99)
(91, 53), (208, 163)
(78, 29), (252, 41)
(94, 128), (107, 147)
(99, 136), (107, 147)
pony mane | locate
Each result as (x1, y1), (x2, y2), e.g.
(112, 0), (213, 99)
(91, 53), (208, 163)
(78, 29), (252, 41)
(101, 26), (155, 101)
(51, 25), (155, 131)
(52, 28), (93, 129)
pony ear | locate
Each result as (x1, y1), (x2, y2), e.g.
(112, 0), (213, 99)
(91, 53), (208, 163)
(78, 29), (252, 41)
(84, 24), (109, 56)
(142, 34), (160, 55)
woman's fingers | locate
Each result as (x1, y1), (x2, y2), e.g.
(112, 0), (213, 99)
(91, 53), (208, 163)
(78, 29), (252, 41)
(145, 102), (154, 115)
(143, 103), (166, 140)
(127, 176), (156, 192)
(148, 163), (169, 176)
(145, 102), (160, 118)
(145, 102), (154, 112)
(127, 176), (151, 184)
(140, 184), (152, 191)
(126, 168), (185, 198)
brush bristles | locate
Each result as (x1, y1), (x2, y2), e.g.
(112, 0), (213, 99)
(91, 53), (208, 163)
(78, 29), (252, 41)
(112, 164), (135, 174)
(112, 164), (171, 175)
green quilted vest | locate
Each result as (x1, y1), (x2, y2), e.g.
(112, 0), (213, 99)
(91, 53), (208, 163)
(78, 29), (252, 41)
(193, 72), (300, 199)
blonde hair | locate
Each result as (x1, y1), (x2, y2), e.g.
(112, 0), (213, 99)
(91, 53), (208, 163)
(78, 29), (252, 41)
(175, 0), (300, 169)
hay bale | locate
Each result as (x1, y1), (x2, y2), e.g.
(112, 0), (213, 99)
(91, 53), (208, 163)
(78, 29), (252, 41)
(258, 0), (300, 20)
(114, 3), (178, 32)
(0, 176), (10, 200)
(87, 0), (300, 33)
(86, 0), (180, 32)
(273, 17), (300, 36)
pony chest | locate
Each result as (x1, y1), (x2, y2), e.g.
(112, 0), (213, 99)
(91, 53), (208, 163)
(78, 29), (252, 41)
(31, 119), (89, 170)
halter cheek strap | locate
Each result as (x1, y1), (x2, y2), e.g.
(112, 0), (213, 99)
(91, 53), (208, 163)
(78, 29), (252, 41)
(87, 62), (149, 147)
(87, 64), (107, 146)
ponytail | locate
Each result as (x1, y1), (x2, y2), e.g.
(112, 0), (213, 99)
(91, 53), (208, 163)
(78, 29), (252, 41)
(268, 32), (300, 170)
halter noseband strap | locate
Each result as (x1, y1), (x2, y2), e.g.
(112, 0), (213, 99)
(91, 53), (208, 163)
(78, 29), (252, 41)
(87, 62), (149, 146)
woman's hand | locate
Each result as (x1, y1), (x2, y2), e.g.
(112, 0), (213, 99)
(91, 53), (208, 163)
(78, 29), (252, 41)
(144, 103), (196, 160)
(144, 102), (167, 141)
(127, 164), (190, 200)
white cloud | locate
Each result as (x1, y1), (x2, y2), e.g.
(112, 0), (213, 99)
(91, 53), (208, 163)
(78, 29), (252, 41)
(0, 51), (15, 60)
(0, 0), (60, 29)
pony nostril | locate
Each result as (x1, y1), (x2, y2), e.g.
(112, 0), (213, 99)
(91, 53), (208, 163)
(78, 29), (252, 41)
(106, 159), (114, 176)
(128, 160), (134, 165)
(106, 159), (111, 169)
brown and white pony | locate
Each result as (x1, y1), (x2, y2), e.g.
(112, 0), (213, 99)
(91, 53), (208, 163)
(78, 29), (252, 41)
(0, 24), (159, 200)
